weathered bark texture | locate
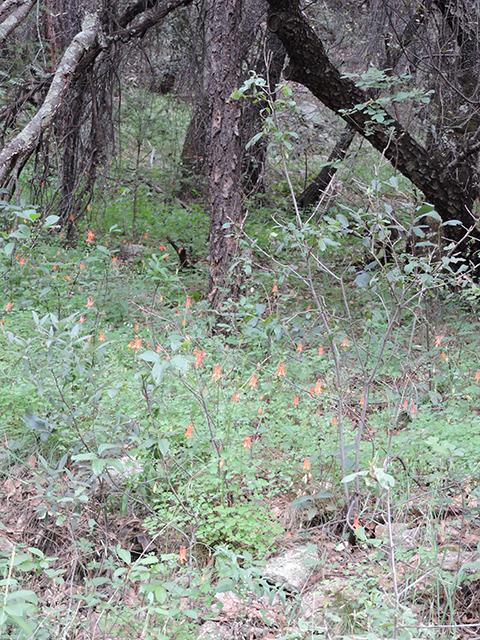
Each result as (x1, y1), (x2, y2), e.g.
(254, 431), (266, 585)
(265, 0), (479, 257)
(0, 13), (101, 186)
(298, 125), (355, 209)
(0, 0), (35, 46)
(208, 0), (244, 308)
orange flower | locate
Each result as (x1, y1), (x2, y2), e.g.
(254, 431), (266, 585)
(160, 245), (167, 251)
(303, 457), (311, 471)
(99, 332), (105, 342)
(144, 233), (148, 239)
(307, 305), (311, 310)
(135, 325), (139, 331)
(331, 416), (338, 426)
(186, 296), (192, 308)
(359, 395), (364, 407)
(87, 336), (91, 344)
(248, 373), (258, 388)
(410, 404), (417, 417)
(232, 391), (240, 402)
(476, 369), (480, 382)
(185, 423), (193, 439)
(272, 283), (278, 294)
(318, 345), (324, 357)
(79, 315), (85, 323)
(86, 297), (94, 307)
(194, 348), (205, 368)
(52, 264), (57, 270)
(128, 336), (142, 350)
(178, 546), (187, 564)
(314, 380), (322, 394)
(212, 364), (222, 380)
(435, 336), (443, 347)
(87, 205), (91, 211)
(441, 352), (447, 361)
(5, 301), (12, 311)
(243, 436), (252, 450)
(156, 344), (161, 353)
(19, 257), (25, 265)
(70, 214), (74, 221)
(293, 394), (299, 407)
(258, 406), (263, 415)
(86, 230), (95, 243)
(79, 263), (84, 270)
(65, 275), (70, 281)
(277, 362), (285, 377)
(112, 257), (117, 264)
(402, 399), (409, 410)
(353, 516), (360, 530)
(297, 342), (303, 353)
(342, 338), (349, 348)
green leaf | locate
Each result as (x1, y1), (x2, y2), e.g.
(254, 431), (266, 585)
(138, 350), (160, 363)
(91, 458), (107, 476)
(117, 547), (131, 564)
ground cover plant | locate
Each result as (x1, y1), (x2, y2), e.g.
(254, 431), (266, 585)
(1, 82), (480, 640)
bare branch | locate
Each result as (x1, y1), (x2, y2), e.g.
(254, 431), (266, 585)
(0, 0), (35, 46)
(0, 13), (100, 186)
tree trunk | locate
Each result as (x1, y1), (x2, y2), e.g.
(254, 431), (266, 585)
(298, 125), (355, 209)
(0, 13), (100, 187)
(208, 0), (244, 309)
(0, 0), (35, 46)
(265, 0), (479, 259)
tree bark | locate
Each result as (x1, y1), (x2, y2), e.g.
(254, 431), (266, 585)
(0, 0), (35, 46)
(298, 125), (355, 209)
(265, 0), (479, 256)
(0, 13), (101, 187)
(208, 0), (244, 309)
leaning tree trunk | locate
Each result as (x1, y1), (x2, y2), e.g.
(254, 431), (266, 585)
(208, 0), (244, 309)
(265, 0), (479, 260)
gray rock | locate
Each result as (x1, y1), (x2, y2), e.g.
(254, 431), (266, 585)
(263, 545), (318, 591)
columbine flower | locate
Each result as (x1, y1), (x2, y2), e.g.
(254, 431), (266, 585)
(232, 391), (240, 402)
(314, 380), (322, 394)
(331, 416), (338, 426)
(476, 370), (480, 382)
(79, 263), (84, 270)
(410, 404), (417, 417)
(293, 395), (299, 407)
(297, 342), (303, 353)
(159, 245), (167, 251)
(435, 336), (443, 347)
(359, 395), (364, 407)
(86, 231), (95, 243)
(86, 297), (94, 307)
(79, 315), (85, 323)
(98, 332), (105, 342)
(156, 344), (161, 353)
(353, 516), (360, 530)
(178, 546), (187, 564)
(194, 348), (205, 368)
(5, 302), (12, 311)
(248, 373), (258, 388)
(212, 364), (222, 380)
(185, 423), (193, 439)
(441, 352), (447, 361)
(318, 345), (324, 357)
(128, 336), (142, 350)
(112, 257), (117, 264)
(342, 338), (349, 348)
(19, 257), (25, 265)
(403, 399), (409, 410)
(277, 362), (285, 377)
(243, 436), (252, 450)
(303, 457), (311, 471)
(272, 283), (278, 294)
(186, 296), (192, 308)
